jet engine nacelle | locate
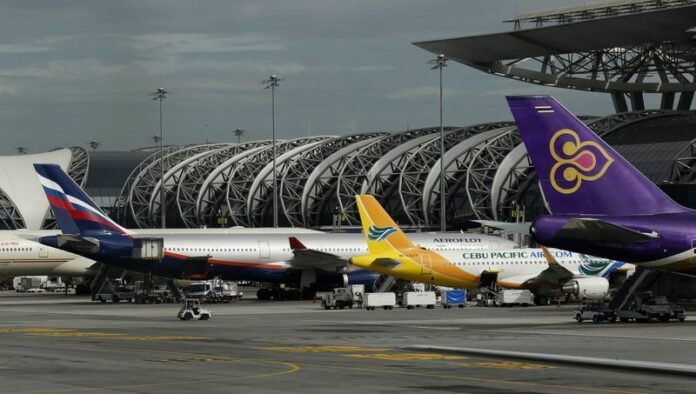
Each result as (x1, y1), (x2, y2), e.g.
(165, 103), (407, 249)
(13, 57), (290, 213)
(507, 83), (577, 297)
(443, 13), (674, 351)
(562, 277), (609, 300)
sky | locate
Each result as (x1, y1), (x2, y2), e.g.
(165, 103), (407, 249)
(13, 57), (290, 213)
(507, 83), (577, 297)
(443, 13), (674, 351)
(0, 0), (617, 154)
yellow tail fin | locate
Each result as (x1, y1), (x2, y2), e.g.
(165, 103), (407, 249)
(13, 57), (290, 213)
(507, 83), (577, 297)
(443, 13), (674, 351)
(354, 195), (419, 255)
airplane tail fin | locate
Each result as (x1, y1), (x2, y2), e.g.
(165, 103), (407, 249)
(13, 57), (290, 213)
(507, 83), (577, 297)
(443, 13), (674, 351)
(354, 195), (418, 255)
(34, 164), (131, 235)
(506, 96), (688, 215)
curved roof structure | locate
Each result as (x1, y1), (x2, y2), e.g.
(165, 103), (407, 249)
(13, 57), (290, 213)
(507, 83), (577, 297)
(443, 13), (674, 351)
(414, 1), (696, 112)
(9, 111), (692, 232)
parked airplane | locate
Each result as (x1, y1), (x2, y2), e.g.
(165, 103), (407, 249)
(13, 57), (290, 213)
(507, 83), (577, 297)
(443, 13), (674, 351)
(32, 164), (515, 299)
(350, 195), (629, 304)
(507, 95), (696, 276)
(0, 233), (95, 277)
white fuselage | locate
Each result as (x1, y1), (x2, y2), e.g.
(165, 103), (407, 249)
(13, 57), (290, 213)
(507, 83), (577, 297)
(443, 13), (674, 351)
(436, 248), (627, 285)
(0, 236), (94, 276)
(157, 232), (516, 269)
(3, 229), (514, 278)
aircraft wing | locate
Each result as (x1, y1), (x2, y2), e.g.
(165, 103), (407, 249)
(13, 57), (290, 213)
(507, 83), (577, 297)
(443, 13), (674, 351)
(473, 220), (530, 234)
(556, 218), (659, 244)
(287, 237), (350, 272)
(499, 247), (574, 288)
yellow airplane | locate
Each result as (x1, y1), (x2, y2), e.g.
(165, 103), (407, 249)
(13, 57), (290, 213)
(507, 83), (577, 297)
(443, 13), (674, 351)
(351, 195), (480, 288)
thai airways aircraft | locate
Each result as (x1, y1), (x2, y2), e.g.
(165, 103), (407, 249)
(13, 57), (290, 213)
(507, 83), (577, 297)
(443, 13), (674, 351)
(507, 95), (696, 276)
(32, 164), (515, 298)
(0, 233), (95, 276)
(349, 195), (629, 304)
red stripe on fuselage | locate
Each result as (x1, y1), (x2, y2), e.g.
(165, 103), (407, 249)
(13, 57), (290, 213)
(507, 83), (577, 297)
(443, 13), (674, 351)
(163, 252), (285, 270)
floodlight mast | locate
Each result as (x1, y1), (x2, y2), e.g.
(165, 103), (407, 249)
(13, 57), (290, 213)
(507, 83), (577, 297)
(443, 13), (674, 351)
(149, 87), (169, 229)
(262, 75), (284, 228)
(428, 54), (448, 233)
(233, 128), (246, 144)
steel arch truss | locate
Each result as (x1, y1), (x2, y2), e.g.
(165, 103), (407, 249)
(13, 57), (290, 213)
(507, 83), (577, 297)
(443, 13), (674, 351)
(301, 135), (388, 228)
(247, 138), (332, 227)
(197, 146), (272, 228)
(149, 144), (231, 228)
(279, 133), (385, 227)
(423, 127), (515, 227)
(124, 145), (217, 228)
(0, 187), (25, 229)
(397, 122), (514, 226)
(478, 43), (696, 112)
(176, 141), (270, 228)
(115, 145), (183, 226)
(224, 137), (329, 227)
(463, 129), (523, 220)
(336, 127), (449, 225)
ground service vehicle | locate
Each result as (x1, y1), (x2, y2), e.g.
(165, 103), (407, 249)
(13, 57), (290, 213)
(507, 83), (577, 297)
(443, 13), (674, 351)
(574, 302), (616, 323)
(616, 294), (686, 322)
(403, 291), (436, 309)
(496, 289), (533, 307)
(178, 299), (211, 321)
(364, 292), (396, 310)
(322, 288), (353, 309)
(441, 290), (466, 309)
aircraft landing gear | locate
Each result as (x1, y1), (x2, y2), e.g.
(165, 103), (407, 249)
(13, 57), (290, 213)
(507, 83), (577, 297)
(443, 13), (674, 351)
(533, 295), (548, 306)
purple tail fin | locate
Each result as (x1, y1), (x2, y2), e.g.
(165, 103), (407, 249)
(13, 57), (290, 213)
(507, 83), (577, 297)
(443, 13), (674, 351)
(506, 96), (688, 215)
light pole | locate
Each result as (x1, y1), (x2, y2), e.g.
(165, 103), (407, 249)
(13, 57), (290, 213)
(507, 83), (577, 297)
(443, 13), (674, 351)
(232, 128), (246, 144)
(262, 74), (283, 228)
(429, 54), (447, 233)
(149, 88), (169, 229)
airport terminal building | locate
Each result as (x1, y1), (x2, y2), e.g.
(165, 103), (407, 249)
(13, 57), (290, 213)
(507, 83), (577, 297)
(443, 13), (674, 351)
(2, 0), (696, 232)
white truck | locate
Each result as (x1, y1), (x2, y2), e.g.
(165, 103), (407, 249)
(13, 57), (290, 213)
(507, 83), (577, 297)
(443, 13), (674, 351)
(364, 292), (396, 310)
(495, 289), (533, 307)
(403, 291), (436, 309)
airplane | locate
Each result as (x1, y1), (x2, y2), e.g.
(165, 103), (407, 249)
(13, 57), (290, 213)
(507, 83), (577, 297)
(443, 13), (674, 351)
(507, 95), (696, 277)
(31, 164), (515, 299)
(0, 233), (95, 277)
(349, 195), (630, 304)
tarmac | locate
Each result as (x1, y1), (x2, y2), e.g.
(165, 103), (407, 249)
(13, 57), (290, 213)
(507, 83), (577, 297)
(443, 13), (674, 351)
(0, 292), (694, 393)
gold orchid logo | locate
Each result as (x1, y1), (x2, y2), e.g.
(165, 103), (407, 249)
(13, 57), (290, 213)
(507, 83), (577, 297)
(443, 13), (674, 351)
(549, 129), (614, 194)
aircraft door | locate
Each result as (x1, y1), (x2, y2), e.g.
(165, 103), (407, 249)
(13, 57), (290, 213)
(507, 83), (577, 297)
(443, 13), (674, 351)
(419, 254), (432, 275)
(38, 245), (48, 259)
(258, 241), (271, 260)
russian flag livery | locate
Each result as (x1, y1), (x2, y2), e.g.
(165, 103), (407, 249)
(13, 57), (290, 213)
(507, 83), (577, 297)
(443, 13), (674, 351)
(34, 164), (130, 236)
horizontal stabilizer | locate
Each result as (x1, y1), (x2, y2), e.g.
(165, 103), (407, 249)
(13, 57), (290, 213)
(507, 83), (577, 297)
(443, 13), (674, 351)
(372, 258), (402, 269)
(557, 219), (659, 244)
(56, 234), (100, 254)
(288, 237), (349, 272)
(473, 220), (530, 234)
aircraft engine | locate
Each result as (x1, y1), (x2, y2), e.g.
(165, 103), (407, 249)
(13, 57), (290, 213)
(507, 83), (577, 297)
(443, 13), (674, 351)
(562, 277), (609, 300)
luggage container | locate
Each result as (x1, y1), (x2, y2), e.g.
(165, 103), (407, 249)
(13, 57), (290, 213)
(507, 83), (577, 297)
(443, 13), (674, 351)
(442, 290), (467, 309)
(403, 291), (436, 309)
(364, 292), (396, 310)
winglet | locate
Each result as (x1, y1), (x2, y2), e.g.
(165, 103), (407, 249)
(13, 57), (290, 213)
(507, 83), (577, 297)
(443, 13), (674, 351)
(541, 246), (558, 266)
(289, 237), (307, 251)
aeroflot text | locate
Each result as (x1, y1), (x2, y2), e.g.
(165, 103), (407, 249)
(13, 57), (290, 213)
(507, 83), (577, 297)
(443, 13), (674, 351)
(462, 250), (573, 259)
